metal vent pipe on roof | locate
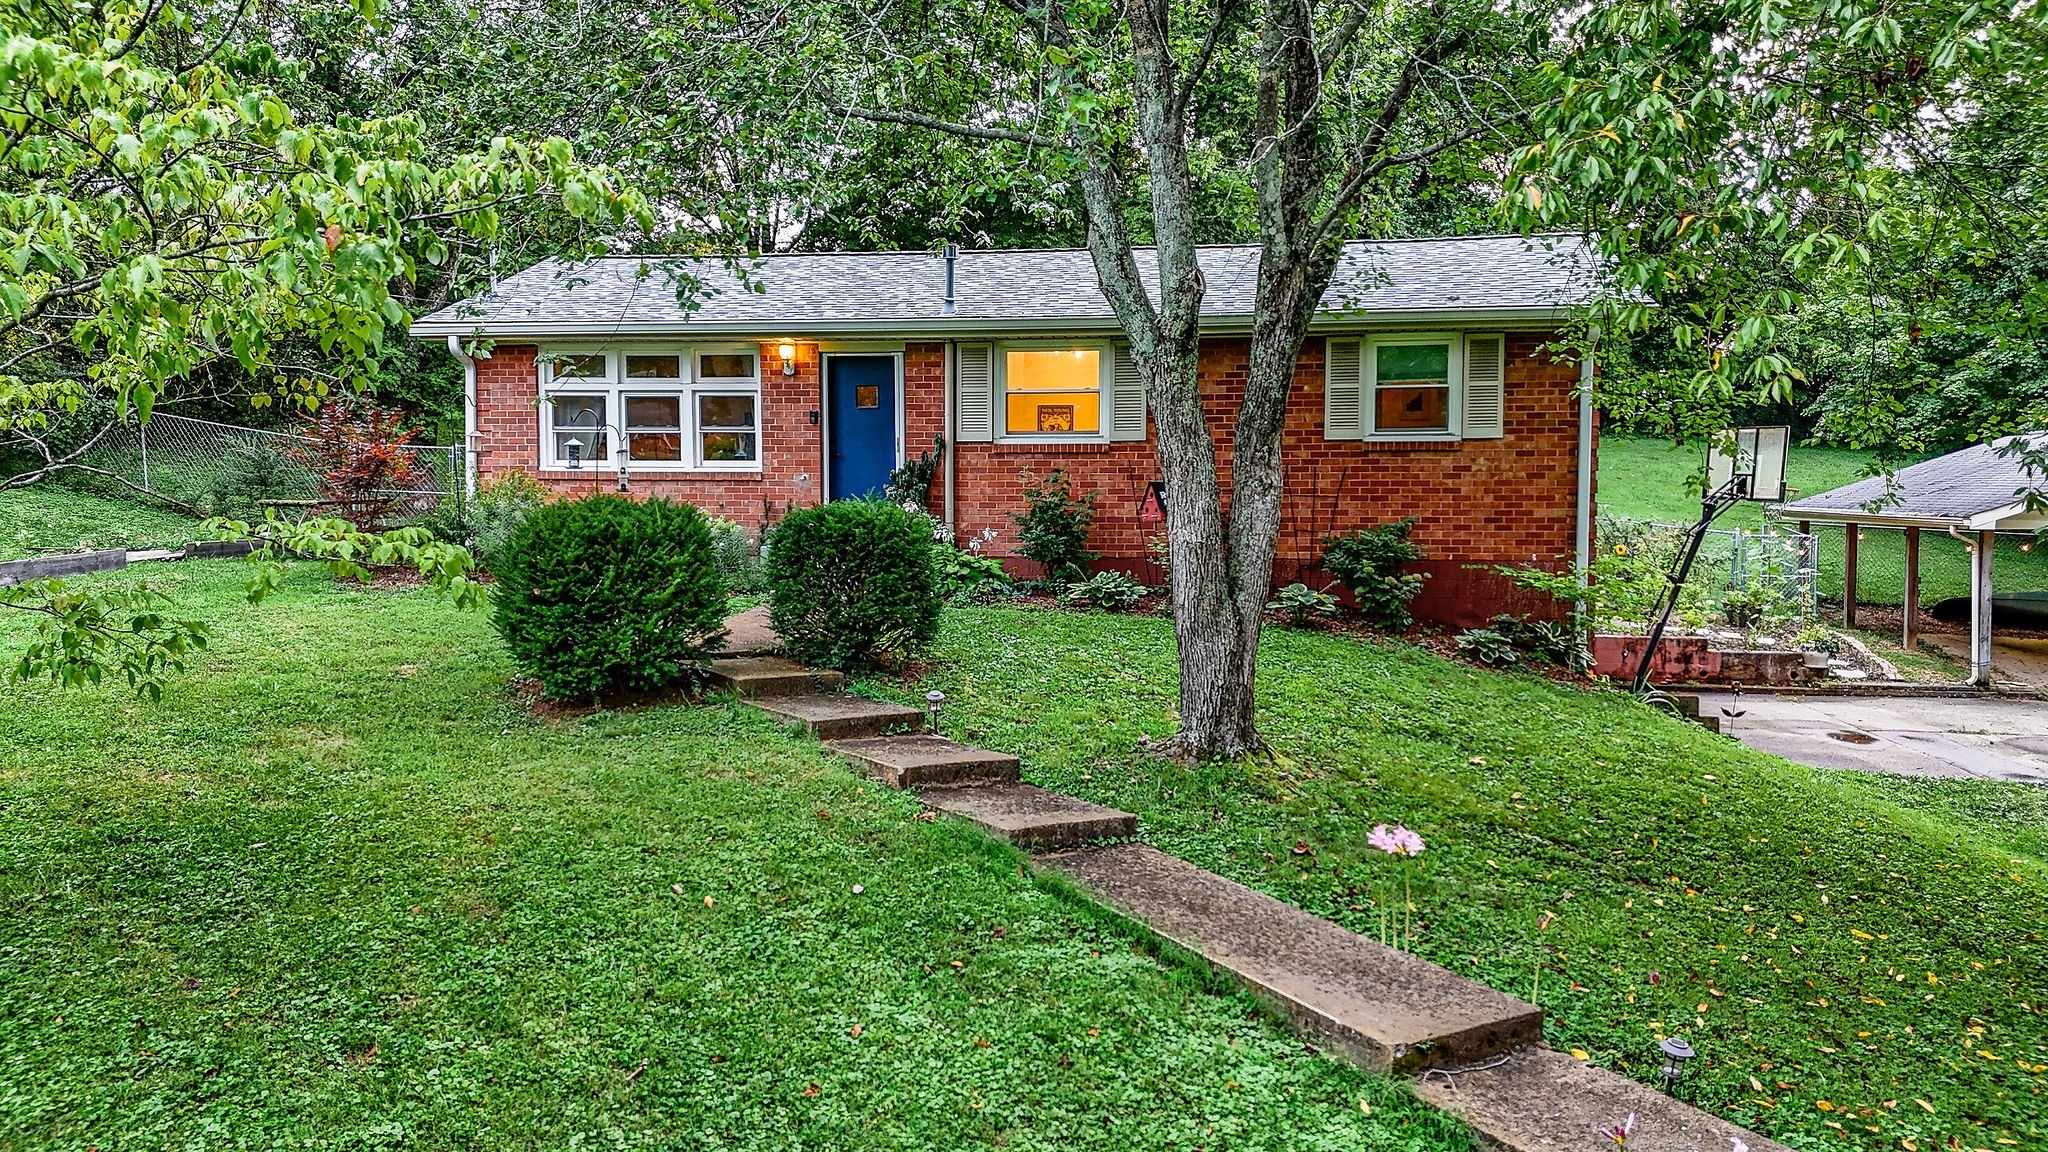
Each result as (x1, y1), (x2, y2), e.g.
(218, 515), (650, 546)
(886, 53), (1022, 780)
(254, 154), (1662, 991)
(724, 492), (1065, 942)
(943, 244), (958, 315)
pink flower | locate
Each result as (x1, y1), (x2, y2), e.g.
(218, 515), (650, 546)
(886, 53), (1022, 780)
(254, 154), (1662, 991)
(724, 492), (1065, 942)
(1537, 911), (1556, 931)
(1729, 1139), (1749, 1152)
(1601, 1113), (1637, 1149)
(1367, 823), (1426, 857)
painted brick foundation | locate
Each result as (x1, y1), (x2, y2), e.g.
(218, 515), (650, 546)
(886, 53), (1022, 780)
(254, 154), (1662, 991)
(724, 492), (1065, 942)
(475, 333), (1590, 627)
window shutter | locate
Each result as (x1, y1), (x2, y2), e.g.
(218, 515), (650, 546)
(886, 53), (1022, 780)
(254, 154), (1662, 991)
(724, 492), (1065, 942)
(1109, 343), (1147, 441)
(1324, 338), (1363, 440)
(1462, 334), (1506, 439)
(955, 342), (994, 442)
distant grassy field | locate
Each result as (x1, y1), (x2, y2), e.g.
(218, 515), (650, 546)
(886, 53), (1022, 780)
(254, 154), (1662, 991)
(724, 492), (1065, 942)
(1597, 435), (2048, 605)
(0, 484), (202, 561)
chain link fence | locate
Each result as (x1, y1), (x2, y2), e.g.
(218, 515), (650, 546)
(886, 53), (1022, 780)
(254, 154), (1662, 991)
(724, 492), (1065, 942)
(1784, 520), (2048, 610)
(79, 412), (461, 523)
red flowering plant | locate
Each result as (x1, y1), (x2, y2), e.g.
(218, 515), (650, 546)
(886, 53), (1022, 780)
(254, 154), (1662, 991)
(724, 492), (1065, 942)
(291, 398), (428, 531)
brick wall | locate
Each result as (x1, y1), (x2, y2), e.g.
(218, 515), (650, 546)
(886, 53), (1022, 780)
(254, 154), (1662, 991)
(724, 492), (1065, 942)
(476, 342), (826, 529)
(946, 333), (1585, 626)
(474, 332), (1588, 625)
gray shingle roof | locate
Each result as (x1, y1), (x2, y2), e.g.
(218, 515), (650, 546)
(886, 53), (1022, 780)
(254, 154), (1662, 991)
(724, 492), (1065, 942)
(411, 234), (1601, 338)
(1778, 435), (2048, 526)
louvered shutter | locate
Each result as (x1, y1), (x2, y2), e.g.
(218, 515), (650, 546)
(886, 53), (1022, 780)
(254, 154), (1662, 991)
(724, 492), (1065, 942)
(1324, 338), (1363, 440)
(955, 342), (994, 442)
(1109, 343), (1147, 441)
(1461, 334), (1505, 439)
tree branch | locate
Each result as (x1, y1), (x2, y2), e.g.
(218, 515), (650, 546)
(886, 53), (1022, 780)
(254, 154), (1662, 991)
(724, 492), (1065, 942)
(1171, 0), (1238, 122)
(178, 0), (256, 76)
(105, 0), (167, 62)
(822, 100), (1059, 149)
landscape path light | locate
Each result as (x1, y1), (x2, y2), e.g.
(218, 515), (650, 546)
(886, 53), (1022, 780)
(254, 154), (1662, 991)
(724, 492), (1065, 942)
(1656, 1035), (1696, 1096)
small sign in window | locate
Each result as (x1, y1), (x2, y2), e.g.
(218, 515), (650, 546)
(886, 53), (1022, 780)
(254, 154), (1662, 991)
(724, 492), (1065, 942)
(855, 385), (880, 409)
(1035, 404), (1075, 432)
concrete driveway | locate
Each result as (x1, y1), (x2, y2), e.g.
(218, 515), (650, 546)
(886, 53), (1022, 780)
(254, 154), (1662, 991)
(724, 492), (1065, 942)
(1690, 690), (2048, 784)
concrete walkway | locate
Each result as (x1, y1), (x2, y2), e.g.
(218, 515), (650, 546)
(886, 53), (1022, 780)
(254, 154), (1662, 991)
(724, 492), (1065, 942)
(713, 611), (1786, 1151)
(1693, 690), (2048, 784)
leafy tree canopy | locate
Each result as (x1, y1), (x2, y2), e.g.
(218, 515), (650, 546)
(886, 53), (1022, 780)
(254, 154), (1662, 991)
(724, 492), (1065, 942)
(0, 0), (648, 482)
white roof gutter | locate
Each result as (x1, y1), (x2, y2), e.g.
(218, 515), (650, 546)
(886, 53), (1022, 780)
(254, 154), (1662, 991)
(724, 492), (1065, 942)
(1776, 502), (2048, 532)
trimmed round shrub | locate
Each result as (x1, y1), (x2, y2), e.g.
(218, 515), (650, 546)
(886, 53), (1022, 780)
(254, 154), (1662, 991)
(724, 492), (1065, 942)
(492, 494), (727, 699)
(765, 499), (942, 670)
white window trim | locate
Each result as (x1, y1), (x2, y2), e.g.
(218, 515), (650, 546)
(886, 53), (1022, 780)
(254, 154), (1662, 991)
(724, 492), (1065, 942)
(1363, 331), (1463, 442)
(994, 339), (1114, 444)
(538, 346), (763, 473)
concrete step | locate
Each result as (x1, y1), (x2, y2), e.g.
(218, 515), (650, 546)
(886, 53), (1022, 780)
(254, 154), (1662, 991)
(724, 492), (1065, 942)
(1037, 843), (1541, 1075)
(827, 733), (1021, 788)
(1413, 1046), (1789, 1152)
(747, 693), (922, 740)
(709, 656), (843, 698)
(923, 784), (1135, 851)
(1667, 692), (1702, 718)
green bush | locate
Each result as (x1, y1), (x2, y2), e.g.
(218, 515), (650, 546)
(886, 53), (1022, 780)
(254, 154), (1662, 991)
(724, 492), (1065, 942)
(1455, 626), (1519, 665)
(423, 470), (551, 573)
(491, 494), (727, 699)
(1013, 469), (1098, 583)
(1266, 581), (1340, 627)
(708, 516), (766, 593)
(886, 435), (945, 506)
(1321, 518), (1429, 627)
(1489, 613), (1593, 672)
(765, 498), (942, 670)
(936, 547), (1012, 602)
(1062, 569), (1146, 611)
(208, 442), (298, 519)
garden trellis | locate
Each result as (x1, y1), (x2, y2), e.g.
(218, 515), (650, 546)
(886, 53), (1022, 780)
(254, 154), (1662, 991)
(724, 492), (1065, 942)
(1600, 515), (1819, 624)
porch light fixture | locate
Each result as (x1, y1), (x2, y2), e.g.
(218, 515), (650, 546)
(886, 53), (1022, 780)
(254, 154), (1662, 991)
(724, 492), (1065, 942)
(779, 341), (798, 376)
(924, 689), (946, 734)
(1656, 1036), (1696, 1095)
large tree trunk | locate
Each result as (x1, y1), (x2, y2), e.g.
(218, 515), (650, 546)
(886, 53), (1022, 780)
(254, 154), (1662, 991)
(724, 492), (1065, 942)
(826, 0), (1494, 758)
(1059, 0), (1347, 760)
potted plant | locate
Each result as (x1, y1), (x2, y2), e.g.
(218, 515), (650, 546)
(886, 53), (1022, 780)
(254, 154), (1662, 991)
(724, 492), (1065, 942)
(1795, 623), (1839, 670)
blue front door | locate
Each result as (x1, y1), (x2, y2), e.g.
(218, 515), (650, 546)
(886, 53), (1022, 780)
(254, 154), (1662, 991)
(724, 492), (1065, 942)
(828, 355), (897, 500)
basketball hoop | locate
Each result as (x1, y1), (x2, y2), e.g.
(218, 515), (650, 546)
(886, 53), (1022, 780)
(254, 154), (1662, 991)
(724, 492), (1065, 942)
(1631, 426), (1794, 695)
(1706, 425), (1790, 502)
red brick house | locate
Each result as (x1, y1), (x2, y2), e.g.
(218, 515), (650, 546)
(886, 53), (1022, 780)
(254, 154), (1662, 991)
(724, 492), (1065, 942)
(412, 235), (1600, 625)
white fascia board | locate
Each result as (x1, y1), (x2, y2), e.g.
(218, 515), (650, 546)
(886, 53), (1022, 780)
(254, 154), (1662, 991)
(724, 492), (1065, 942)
(1969, 501), (2039, 531)
(1776, 507), (1974, 531)
(409, 306), (1572, 342)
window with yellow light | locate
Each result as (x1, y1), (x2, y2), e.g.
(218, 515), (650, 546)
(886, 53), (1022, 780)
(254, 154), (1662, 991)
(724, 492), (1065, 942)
(1004, 348), (1101, 435)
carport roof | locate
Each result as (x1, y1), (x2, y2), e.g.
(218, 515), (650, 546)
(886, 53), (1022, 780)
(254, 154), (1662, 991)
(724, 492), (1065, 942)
(1778, 434), (2048, 530)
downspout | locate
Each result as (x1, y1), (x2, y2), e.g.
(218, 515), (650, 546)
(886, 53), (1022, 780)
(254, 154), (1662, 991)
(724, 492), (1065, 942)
(942, 245), (959, 537)
(1574, 327), (1599, 590)
(1949, 524), (1992, 685)
(943, 340), (957, 534)
(446, 333), (486, 499)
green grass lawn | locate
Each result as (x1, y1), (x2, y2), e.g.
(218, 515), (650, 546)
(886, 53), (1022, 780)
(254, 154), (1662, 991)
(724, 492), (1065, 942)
(1598, 434), (2048, 606)
(0, 562), (1462, 1151)
(0, 483), (202, 560)
(5, 537), (2044, 1152)
(865, 608), (2048, 1152)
